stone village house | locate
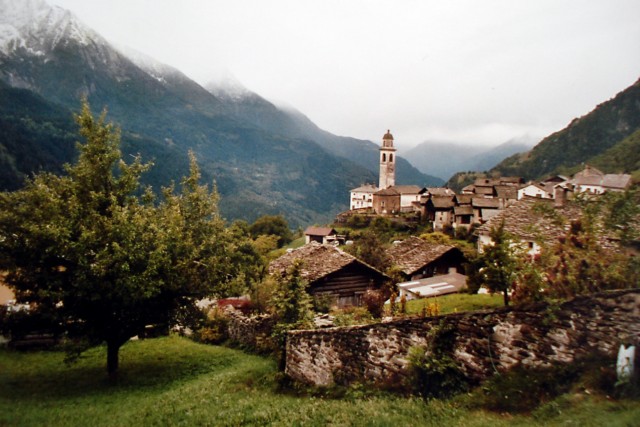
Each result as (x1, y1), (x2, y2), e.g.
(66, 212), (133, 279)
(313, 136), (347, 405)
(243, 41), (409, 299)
(303, 226), (339, 245)
(268, 242), (389, 308)
(475, 191), (583, 256)
(385, 236), (466, 281)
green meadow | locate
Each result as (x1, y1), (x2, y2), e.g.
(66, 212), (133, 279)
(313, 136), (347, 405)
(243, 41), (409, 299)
(1, 335), (638, 426)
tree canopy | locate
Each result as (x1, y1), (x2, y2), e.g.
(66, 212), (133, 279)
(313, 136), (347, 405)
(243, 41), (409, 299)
(249, 215), (293, 248)
(468, 222), (520, 306)
(0, 102), (262, 376)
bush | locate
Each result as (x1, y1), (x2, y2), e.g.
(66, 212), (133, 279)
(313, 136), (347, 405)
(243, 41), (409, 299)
(407, 321), (468, 398)
(312, 294), (335, 314)
(193, 307), (229, 345)
(362, 289), (385, 318)
(332, 306), (374, 327)
(346, 214), (370, 229)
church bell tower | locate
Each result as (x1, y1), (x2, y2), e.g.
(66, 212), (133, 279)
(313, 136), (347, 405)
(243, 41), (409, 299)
(379, 129), (396, 189)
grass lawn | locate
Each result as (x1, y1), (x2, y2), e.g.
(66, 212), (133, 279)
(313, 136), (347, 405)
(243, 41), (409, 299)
(1, 336), (638, 426)
(404, 292), (504, 316)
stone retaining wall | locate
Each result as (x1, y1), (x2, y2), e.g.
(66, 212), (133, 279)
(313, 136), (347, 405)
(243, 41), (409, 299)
(285, 289), (640, 387)
(225, 308), (275, 352)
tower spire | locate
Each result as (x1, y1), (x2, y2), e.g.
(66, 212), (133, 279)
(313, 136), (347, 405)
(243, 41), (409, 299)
(379, 129), (396, 188)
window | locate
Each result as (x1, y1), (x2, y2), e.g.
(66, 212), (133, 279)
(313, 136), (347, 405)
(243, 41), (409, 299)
(389, 153), (394, 162)
(382, 153), (386, 162)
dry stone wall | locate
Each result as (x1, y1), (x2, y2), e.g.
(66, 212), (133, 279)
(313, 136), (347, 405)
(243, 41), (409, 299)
(285, 289), (640, 387)
(224, 308), (276, 352)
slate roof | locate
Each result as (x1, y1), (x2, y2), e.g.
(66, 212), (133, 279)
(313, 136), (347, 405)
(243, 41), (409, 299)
(269, 242), (386, 283)
(454, 205), (474, 216)
(393, 185), (424, 194)
(500, 176), (525, 185)
(304, 226), (336, 237)
(386, 236), (460, 276)
(426, 187), (455, 196)
(472, 197), (502, 208)
(543, 175), (570, 183)
(461, 184), (475, 193)
(454, 194), (473, 205)
(428, 195), (455, 209)
(474, 178), (497, 186)
(571, 170), (632, 190)
(520, 182), (551, 192)
(475, 186), (495, 196)
(495, 185), (518, 200)
(350, 184), (379, 193)
(475, 198), (581, 242)
(375, 187), (401, 196)
(602, 174), (632, 190)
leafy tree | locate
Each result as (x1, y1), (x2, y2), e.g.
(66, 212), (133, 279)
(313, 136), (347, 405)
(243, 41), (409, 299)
(270, 260), (313, 327)
(249, 215), (293, 248)
(344, 231), (390, 272)
(543, 219), (629, 298)
(469, 222), (521, 306)
(0, 103), (257, 377)
(602, 188), (640, 246)
(419, 231), (454, 245)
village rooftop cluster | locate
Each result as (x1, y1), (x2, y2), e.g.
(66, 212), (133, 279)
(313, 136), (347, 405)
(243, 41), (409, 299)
(274, 131), (633, 309)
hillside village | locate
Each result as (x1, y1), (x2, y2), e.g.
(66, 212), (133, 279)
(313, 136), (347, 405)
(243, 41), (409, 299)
(1, 2), (639, 423)
(269, 130), (635, 310)
(345, 130), (632, 232)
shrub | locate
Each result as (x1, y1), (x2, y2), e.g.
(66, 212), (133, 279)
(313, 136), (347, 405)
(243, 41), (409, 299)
(312, 293), (335, 314)
(332, 306), (373, 327)
(193, 307), (229, 345)
(362, 289), (385, 318)
(407, 321), (468, 398)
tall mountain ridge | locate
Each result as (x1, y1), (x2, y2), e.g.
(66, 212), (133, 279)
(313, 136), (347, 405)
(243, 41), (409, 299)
(491, 77), (640, 180)
(0, 0), (440, 227)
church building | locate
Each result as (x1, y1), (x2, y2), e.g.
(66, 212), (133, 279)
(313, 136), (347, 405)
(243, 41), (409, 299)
(349, 130), (425, 215)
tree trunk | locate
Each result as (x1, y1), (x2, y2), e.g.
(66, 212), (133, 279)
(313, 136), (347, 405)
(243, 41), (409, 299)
(503, 289), (510, 306)
(107, 340), (120, 379)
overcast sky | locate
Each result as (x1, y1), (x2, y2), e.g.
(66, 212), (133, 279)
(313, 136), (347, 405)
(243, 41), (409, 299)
(53, 0), (640, 149)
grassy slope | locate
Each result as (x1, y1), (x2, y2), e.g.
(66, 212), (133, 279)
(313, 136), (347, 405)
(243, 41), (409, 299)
(405, 293), (504, 315)
(1, 336), (638, 426)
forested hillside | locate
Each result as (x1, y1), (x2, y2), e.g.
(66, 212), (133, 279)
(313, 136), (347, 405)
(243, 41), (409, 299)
(492, 78), (640, 180)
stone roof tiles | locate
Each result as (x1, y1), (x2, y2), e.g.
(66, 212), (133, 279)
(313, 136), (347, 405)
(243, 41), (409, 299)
(269, 242), (384, 283)
(386, 236), (460, 276)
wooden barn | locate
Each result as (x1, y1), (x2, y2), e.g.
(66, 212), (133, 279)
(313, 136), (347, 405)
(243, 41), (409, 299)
(385, 236), (466, 281)
(268, 242), (389, 307)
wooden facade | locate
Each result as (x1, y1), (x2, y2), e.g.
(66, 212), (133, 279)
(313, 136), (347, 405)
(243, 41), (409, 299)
(268, 242), (390, 308)
(309, 262), (388, 307)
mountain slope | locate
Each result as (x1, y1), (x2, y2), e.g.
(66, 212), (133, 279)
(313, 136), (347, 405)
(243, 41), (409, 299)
(492, 77), (640, 180)
(403, 137), (533, 181)
(202, 79), (443, 187)
(587, 128), (640, 180)
(1, 0), (419, 226)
